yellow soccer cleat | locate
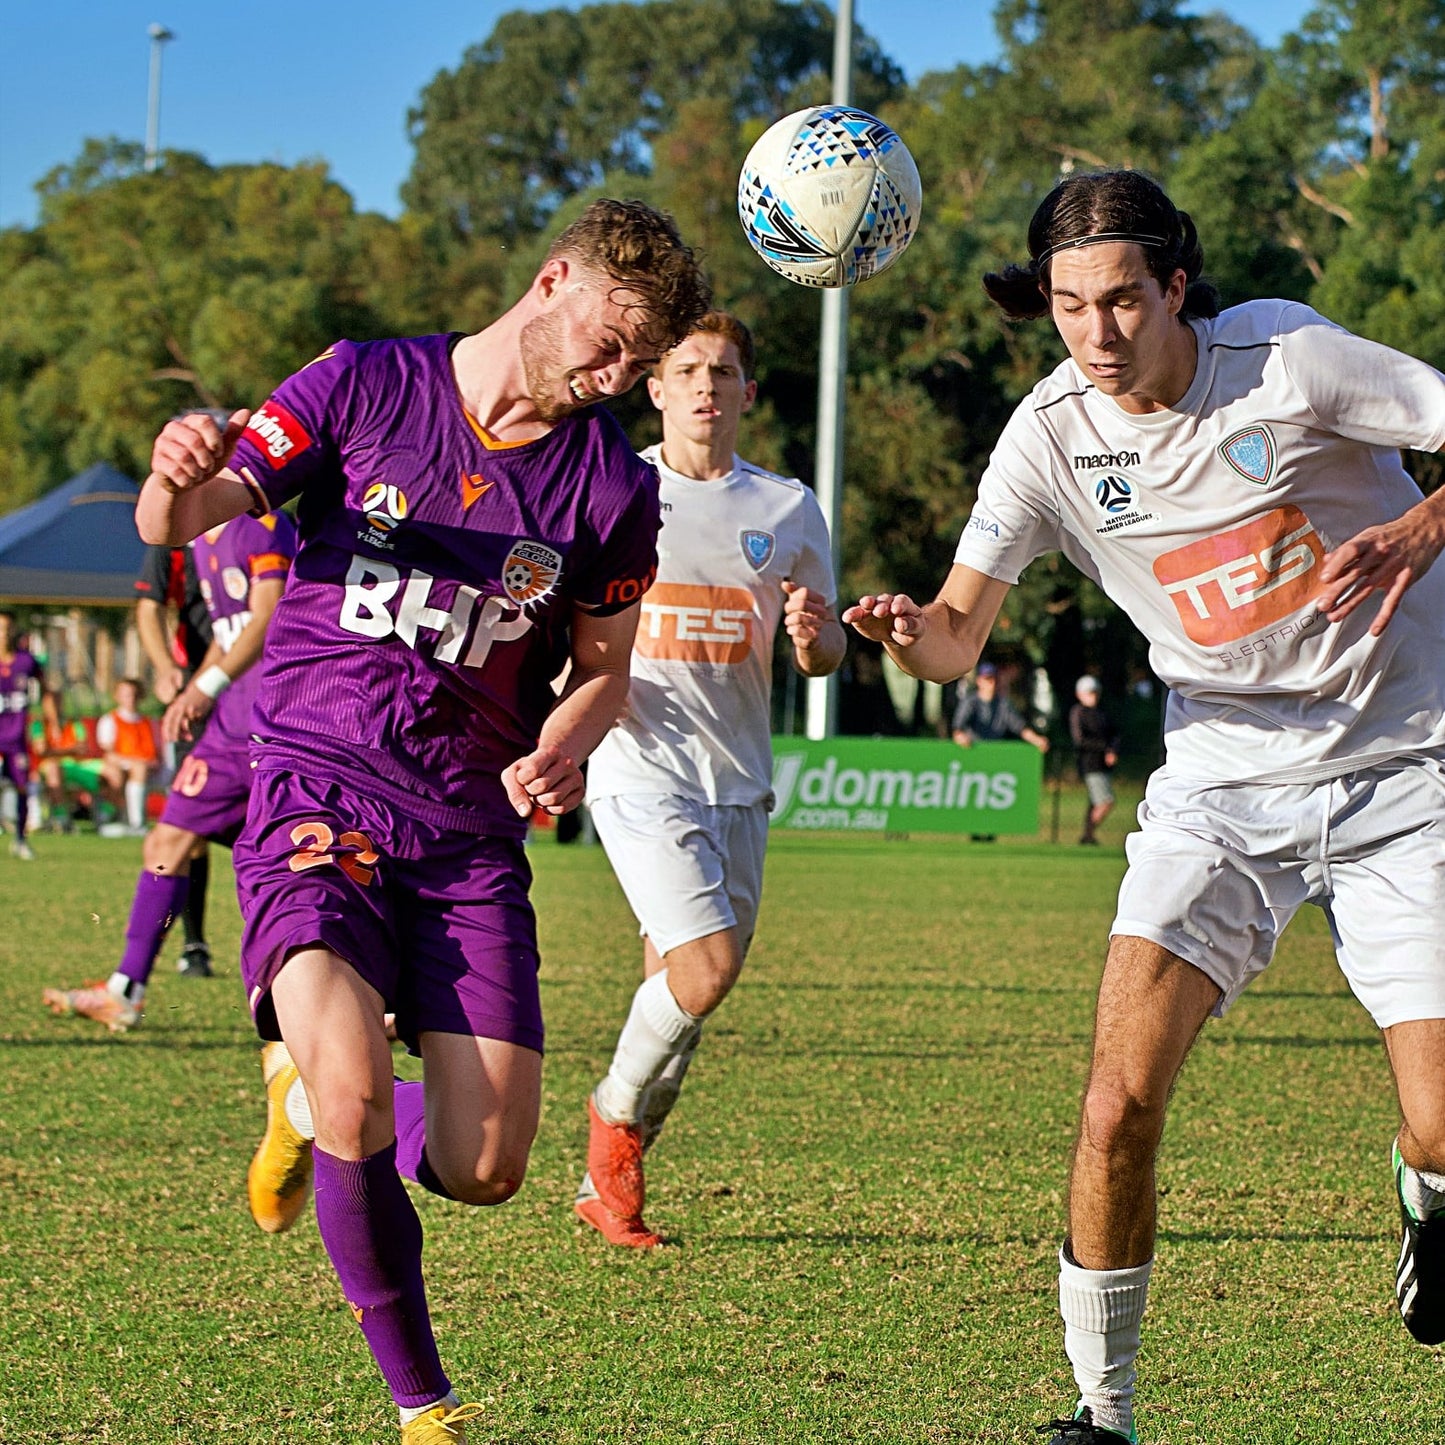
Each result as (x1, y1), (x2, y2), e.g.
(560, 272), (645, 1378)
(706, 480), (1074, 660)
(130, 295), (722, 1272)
(246, 1040), (314, 1234)
(400, 1402), (485, 1443)
(41, 983), (141, 1034)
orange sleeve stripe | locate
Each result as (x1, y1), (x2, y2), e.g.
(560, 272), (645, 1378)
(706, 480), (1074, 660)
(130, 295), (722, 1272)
(248, 552), (291, 575)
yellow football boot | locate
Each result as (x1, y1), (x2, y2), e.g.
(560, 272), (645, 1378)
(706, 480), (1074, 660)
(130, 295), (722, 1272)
(246, 1041), (314, 1234)
(400, 1402), (485, 1442)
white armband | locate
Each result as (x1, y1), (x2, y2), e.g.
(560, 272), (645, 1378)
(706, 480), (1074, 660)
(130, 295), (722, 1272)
(194, 666), (232, 699)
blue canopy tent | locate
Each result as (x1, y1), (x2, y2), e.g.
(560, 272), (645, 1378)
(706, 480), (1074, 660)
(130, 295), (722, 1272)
(0, 464), (146, 605)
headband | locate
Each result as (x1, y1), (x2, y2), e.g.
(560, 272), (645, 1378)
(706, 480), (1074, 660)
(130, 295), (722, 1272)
(1036, 231), (1169, 265)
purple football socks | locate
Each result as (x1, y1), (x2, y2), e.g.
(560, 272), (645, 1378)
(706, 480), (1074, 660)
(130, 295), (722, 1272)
(117, 870), (190, 988)
(312, 1142), (450, 1409)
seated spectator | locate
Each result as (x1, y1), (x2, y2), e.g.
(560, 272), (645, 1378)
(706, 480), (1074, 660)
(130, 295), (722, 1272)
(97, 678), (158, 835)
(32, 689), (84, 830)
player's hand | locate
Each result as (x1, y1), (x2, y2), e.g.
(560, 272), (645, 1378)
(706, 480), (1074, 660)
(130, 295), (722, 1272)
(503, 746), (584, 817)
(1316, 511), (1445, 637)
(841, 592), (926, 648)
(148, 408), (251, 495)
(781, 581), (830, 650)
(162, 683), (215, 743)
(154, 666), (186, 705)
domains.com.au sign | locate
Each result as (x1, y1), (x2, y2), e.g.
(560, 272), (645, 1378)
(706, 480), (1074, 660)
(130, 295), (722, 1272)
(768, 738), (1041, 834)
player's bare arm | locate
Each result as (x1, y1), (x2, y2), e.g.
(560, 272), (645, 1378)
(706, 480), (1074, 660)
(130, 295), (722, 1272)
(135, 598), (187, 704)
(137, 409), (257, 546)
(502, 601), (642, 817)
(843, 565), (1011, 683)
(162, 576), (285, 743)
(781, 580), (846, 676)
(1316, 483), (1445, 637)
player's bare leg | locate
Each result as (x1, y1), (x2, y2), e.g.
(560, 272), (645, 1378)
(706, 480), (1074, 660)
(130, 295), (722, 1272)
(1383, 1017), (1445, 1344)
(1051, 935), (1220, 1442)
(41, 821), (199, 1031)
(580, 926), (742, 1244)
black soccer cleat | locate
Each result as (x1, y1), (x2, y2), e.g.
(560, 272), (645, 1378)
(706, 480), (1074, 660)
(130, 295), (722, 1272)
(1036, 1406), (1135, 1443)
(177, 942), (213, 978)
(1395, 1143), (1445, 1345)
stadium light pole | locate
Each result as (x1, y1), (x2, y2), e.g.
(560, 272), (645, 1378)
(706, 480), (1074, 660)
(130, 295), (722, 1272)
(144, 23), (174, 173)
(804, 0), (852, 741)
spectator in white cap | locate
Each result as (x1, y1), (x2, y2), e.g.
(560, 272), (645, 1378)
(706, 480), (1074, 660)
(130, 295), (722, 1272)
(1069, 676), (1120, 846)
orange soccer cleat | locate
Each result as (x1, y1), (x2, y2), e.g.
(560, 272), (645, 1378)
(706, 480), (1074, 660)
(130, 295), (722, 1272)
(41, 983), (141, 1034)
(586, 1093), (646, 1220)
(574, 1194), (663, 1249)
(247, 1041), (314, 1234)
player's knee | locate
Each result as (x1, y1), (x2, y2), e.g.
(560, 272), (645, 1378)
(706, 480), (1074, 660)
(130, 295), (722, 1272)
(441, 1157), (528, 1208)
(309, 1087), (392, 1159)
(1080, 1077), (1165, 1158)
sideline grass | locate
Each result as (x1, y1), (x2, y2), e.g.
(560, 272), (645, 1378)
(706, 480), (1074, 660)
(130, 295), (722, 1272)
(0, 812), (1440, 1443)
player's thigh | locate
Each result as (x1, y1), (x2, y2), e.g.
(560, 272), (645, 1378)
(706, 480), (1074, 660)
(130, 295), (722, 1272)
(418, 1031), (542, 1192)
(271, 944), (396, 1158)
(592, 793), (735, 955)
(393, 833), (543, 1059)
(1112, 769), (1314, 1015)
(1324, 754), (1445, 1031)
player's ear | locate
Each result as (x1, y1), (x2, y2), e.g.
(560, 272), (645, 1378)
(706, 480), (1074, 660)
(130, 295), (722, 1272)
(533, 257), (569, 305)
(741, 378), (758, 413)
(647, 374), (666, 411)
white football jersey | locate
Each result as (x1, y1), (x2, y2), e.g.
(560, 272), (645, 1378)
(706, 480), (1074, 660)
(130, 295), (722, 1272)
(955, 300), (1445, 785)
(589, 446), (837, 804)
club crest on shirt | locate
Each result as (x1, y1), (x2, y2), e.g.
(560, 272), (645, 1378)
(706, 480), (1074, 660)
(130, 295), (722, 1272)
(740, 529), (775, 571)
(502, 540), (563, 604)
(1218, 426), (1276, 485)
(222, 566), (249, 601)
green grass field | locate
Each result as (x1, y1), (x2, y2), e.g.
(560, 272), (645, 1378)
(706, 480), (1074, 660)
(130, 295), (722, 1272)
(2, 799), (1441, 1443)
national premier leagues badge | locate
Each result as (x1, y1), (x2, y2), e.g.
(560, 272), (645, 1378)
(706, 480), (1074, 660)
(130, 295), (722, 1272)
(1218, 426), (1276, 486)
(740, 529), (776, 571)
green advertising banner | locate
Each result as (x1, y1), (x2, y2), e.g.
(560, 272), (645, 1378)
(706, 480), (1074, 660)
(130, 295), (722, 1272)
(769, 737), (1042, 835)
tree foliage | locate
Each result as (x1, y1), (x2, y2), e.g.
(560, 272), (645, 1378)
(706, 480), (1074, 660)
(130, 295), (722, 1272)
(4, 0), (1442, 696)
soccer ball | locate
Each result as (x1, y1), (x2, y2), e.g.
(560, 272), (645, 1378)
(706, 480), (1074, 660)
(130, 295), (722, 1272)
(737, 105), (922, 288)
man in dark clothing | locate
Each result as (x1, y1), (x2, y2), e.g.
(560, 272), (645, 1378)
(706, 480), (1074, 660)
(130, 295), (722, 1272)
(134, 543), (215, 976)
(951, 661), (1050, 751)
(1069, 675), (1121, 845)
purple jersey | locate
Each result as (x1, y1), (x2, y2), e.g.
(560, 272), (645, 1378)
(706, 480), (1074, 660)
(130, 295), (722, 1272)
(192, 513), (297, 743)
(0, 649), (40, 753)
(225, 335), (661, 836)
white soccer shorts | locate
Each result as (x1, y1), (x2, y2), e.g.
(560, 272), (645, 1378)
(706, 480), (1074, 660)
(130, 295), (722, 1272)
(589, 793), (770, 959)
(1112, 752), (1445, 1028)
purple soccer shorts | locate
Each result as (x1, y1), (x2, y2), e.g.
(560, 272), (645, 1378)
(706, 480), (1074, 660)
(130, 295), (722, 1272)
(233, 768), (542, 1054)
(159, 734), (254, 846)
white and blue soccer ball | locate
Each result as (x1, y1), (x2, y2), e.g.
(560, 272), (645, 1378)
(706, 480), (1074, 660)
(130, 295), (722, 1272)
(737, 105), (922, 289)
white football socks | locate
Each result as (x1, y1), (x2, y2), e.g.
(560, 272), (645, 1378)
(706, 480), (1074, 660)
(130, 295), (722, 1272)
(593, 970), (701, 1126)
(398, 1390), (459, 1426)
(1401, 1162), (1445, 1222)
(106, 971), (145, 1005)
(124, 779), (146, 829)
(283, 1073), (315, 1140)
(1058, 1249), (1152, 1439)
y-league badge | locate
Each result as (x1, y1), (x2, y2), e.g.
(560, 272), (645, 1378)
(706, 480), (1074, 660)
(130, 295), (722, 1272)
(1218, 426), (1276, 486)
(740, 529), (776, 571)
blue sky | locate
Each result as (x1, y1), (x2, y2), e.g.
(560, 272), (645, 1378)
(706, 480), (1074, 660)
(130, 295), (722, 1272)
(0, 0), (1316, 229)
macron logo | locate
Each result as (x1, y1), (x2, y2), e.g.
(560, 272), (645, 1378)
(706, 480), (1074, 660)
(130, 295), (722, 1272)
(247, 402), (313, 469)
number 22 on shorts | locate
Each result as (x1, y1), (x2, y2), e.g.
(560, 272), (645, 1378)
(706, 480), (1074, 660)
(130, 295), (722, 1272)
(287, 821), (379, 886)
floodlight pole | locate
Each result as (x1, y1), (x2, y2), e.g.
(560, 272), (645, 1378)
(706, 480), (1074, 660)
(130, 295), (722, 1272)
(144, 23), (174, 173)
(804, 0), (853, 741)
